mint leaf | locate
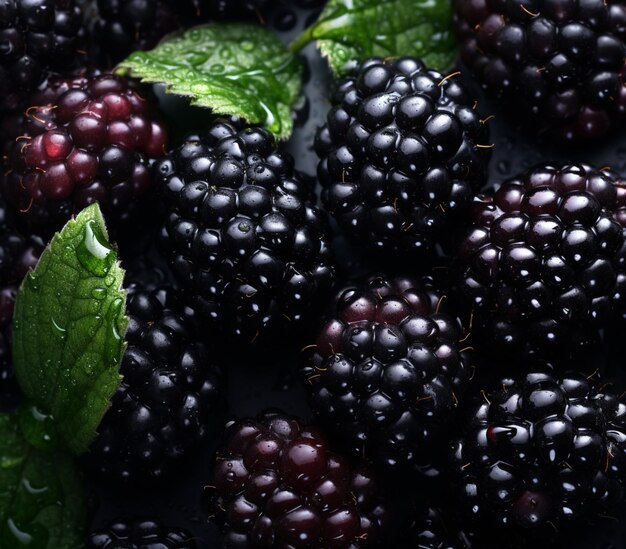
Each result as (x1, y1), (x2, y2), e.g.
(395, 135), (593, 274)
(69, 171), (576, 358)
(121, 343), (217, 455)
(118, 24), (303, 140)
(13, 204), (128, 456)
(0, 413), (87, 548)
(291, 0), (456, 75)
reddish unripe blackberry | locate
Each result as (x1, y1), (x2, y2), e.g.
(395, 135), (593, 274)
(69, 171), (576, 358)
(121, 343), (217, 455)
(86, 518), (195, 548)
(94, 0), (179, 66)
(212, 411), (388, 548)
(88, 285), (223, 484)
(452, 370), (626, 532)
(0, 0), (87, 112)
(457, 163), (626, 362)
(0, 197), (43, 410)
(454, 0), (626, 141)
(2, 73), (168, 234)
(156, 118), (335, 347)
(315, 57), (491, 256)
(302, 275), (471, 474)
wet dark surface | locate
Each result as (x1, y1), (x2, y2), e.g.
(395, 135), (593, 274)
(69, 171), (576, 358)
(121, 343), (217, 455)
(91, 2), (626, 547)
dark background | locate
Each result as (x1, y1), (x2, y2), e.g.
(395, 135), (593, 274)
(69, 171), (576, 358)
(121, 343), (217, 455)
(91, 2), (626, 547)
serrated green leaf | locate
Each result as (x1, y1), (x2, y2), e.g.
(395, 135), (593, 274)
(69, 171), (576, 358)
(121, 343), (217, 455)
(0, 413), (87, 548)
(118, 24), (303, 140)
(291, 0), (456, 75)
(13, 204), (128, 456)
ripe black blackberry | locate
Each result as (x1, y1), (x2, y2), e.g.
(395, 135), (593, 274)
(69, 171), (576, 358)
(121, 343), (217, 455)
(165, 0), (268, 20)
(2, 73), (168, 235)
(454, 0), (626, 141)
(0, 197), (43, 411)
(88, 285), (223, 484)
(315, 57), (491, 257)
(212, 410), (388, 548)
(94, 0), (179, 66)
(156, 117), (335, 346)
(302, 275), (471, 474)
(0, 0), (87, 113)
(457, 163), (626, 363)
(452, 370), (626, 533)
(86, 518), (195, 548)
(399, 506), (473, 549)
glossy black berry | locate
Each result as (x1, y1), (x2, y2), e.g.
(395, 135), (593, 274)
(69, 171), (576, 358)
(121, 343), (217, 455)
(455, 0), (626, 141)
(315, 57), (491, 256)
(399, 506), (474, 549)
(212, 411), (388, 548)
(88, 285), (223, 484)
(157, 117), (335, 347)
(452, 370), (626, 533)
(2, 73), (168, 235)
(0, 197), (43, 411)
(302, 275), (471, 474)
(457, 163), (626, 362)
(165, 0), (269, 20)
(86, 518), (195, 548)
(0, 0), (87, 112)
(94, 0), (179, 66)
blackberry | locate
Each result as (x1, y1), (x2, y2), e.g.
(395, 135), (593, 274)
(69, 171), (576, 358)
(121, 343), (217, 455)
(2, 73), (168, 235)
(315, 57), (491, 257)
(400, 506), (473, 549)
(165, 0), (268, 20)
(86, 518), (195, 548)
(212, 410), (388, 548)
(452, 370), (626, 533)
(94, 0), (180, 66)
(302, 275), (471, 474)
(156, 118), (335, 346)
(0, 197), (43, 411)
(0, 0), (87, 113)
(454, 0), (626, 141)
(88, 285), (223, 484)
(457, 163), (626, 362)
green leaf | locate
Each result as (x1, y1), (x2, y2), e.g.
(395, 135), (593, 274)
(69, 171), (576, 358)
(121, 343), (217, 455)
(13, 204), (128, 456)
(118, 24), (303, 140)
(0, 413), (87, 548)
(291, 0), (456, 75)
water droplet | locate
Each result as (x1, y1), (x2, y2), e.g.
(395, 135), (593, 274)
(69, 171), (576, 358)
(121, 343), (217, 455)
(241, 40), (254, 52)
(91, 288), (106, 300)
(210, 63), (225, 73)
(51, 317), (66, 337)
(77, 220), (114, 277)
(7, 518), (33, 544)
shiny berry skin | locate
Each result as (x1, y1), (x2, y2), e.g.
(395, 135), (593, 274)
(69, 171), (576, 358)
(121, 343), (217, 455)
(156, 118), (335, 347)
(452, 370), (626, 532)
(86, 518), (195, 548)
(2, 73), (168, 234)
(0, 197), (43, 411)
(213, 411), (388, 549)
(302, 275), (471, 474)
(0, 0), (87, 112)
(400, 506), (473, 549)
(315, 57), (491, 256)
(165, 0), (268, 20)
(88, 285), (223, 484)
(454, 0), (626, 141)
(94, 0), (179, 66)
(457, 163), (626, 362)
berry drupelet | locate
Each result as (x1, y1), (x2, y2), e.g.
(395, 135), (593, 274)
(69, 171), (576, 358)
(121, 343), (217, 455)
(165, 0), (268, 20)
(452, 370), (626, 533)
(399, 506), (473, 549)
(302, 275), (472, 474)
(457, 163), (626, 362)
(212, 411), (388, 548)
(86, 518), (195, 548)
(315, 57), (491, 257)
(88, 285), (223, 484)
(0, 197), (43, 411)
(94, 0), (180, 66)
(454, 0), (626, 141)
(0, 0), (87, 112)
(156, 117), (335, 347)
(2, 73), (168, 235)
